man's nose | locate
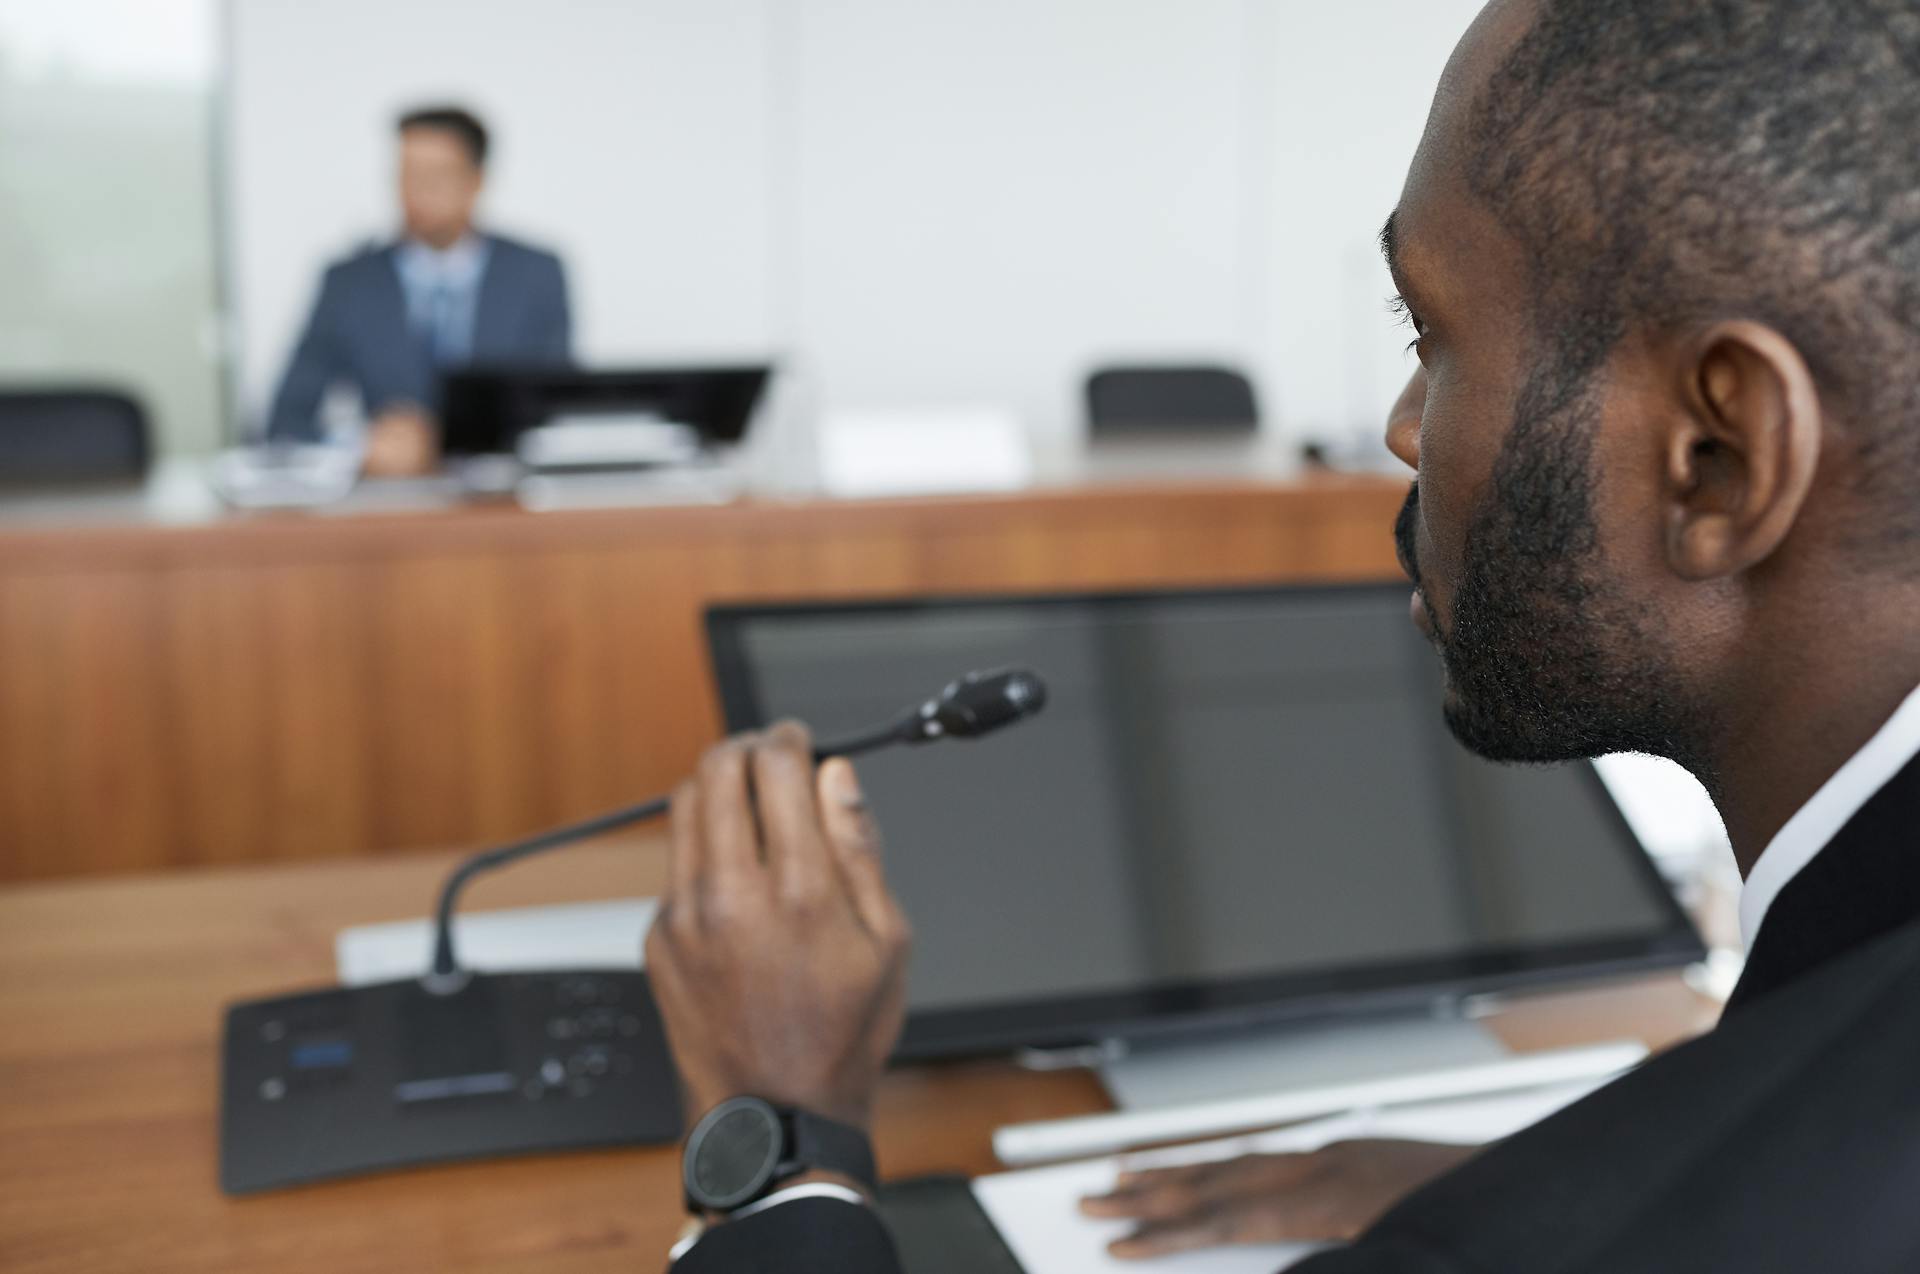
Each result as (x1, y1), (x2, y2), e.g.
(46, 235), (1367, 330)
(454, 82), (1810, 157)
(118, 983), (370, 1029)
(1385, 369), (1425, 471)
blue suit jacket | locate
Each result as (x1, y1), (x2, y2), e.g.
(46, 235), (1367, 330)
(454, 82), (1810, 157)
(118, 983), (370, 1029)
(266, 233), (571, 441)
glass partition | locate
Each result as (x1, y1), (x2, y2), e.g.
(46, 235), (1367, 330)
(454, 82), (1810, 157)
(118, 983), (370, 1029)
(0, 0), (225, 456)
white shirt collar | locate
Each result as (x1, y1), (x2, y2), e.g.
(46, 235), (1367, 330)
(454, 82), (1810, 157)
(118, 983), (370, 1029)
(1740, 682), (1920, 949)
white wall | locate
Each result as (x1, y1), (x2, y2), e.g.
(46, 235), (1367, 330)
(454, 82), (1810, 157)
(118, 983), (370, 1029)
(1255, 1), (1478, 439)
(781, 0), (1252, 435)
(225, 0), (1483, 444)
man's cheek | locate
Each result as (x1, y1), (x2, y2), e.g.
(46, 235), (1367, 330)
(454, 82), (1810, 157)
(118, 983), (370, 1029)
(1409, 477), (1464, 610)
(1410, 476), (1485, 636)
(1417, 522), (1459, 632)
(1411, 400), (1492, 587)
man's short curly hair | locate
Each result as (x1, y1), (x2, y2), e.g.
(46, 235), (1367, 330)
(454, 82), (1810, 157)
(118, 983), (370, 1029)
(1468, 0), (1920, 550)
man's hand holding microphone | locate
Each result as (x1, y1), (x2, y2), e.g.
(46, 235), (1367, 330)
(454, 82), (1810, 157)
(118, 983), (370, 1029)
(646, 691), (1467, 1258)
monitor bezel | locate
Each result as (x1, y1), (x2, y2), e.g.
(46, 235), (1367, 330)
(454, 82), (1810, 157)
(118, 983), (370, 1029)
(704, 582), (1708, 1062)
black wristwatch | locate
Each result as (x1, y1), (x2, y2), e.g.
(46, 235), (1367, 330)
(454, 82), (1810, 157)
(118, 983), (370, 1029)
(681, 1096), (878, 1214)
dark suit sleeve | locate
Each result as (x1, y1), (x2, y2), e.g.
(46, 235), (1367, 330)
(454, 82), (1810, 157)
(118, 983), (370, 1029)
(1291, 1236), (1463, 1273)
(533, 252), (572, 364)
(671, 1198), (903, 1274)
(266, 266), (347, 442)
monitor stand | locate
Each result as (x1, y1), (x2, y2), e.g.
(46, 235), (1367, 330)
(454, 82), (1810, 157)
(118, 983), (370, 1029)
(1093, 1008), (1508, 1112)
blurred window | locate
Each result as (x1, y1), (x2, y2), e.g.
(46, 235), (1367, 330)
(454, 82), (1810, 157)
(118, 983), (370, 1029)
(0, 0), (224, 456)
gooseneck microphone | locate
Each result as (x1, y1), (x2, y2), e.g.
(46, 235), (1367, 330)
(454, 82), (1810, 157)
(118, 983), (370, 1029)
(423, 668), (1047, 987)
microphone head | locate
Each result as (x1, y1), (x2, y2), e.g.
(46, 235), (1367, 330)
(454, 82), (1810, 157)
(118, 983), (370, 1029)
(914, 668), (1048, 741)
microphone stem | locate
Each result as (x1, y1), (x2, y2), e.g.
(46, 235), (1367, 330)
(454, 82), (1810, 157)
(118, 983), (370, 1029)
(425, 717), (913, 983)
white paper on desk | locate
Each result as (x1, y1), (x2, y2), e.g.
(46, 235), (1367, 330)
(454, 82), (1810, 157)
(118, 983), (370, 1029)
(817, 407), (1032, 497)
(335, 898), (658, 985)
(972, 1079), (1609, 1274)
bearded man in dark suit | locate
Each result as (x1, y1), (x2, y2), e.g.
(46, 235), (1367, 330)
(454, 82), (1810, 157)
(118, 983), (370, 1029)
(648, 1), (1920, 1269)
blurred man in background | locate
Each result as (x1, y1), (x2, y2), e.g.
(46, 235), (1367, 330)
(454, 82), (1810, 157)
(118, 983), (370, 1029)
(265, 105), (571, 476)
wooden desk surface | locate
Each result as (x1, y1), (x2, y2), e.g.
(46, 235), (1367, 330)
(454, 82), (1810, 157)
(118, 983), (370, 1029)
(0, 837), (1722, 1273)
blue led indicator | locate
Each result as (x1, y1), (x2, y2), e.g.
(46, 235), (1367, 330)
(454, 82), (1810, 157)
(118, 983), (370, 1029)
(289, 1039), (354, 1070)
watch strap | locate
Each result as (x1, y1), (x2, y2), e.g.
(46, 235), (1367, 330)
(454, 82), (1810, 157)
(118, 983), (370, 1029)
(784, 1107), (878, 1194)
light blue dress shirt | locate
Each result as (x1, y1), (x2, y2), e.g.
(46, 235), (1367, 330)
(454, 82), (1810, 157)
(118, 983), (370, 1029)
(392, 235), (493, 368)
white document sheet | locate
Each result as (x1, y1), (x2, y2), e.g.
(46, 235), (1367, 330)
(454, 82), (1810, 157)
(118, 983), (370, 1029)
(335, 898), (657, 985)
(817, 407), (1032, 497)
(972, 1079), (1608, 1274)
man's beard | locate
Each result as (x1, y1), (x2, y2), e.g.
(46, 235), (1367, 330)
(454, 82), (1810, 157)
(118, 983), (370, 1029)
(1395, 368), (1706, 769)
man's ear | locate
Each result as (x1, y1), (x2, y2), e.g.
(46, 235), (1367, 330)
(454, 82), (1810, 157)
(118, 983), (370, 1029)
(1661, 321), (1823, 580)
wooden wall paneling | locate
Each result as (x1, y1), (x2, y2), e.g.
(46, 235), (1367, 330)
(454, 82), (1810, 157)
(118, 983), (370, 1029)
(600, 538), (730, 800)
(163, 566), (266, 867)
(0, 480), (1413, 881)
(258, 562), (377, 862)
(458, 548), (546, 845)
(366, 554), (497, 854)
(0, 573), (54, 877)
(12, 570), (179, 878)
(524, 547), (633, 822)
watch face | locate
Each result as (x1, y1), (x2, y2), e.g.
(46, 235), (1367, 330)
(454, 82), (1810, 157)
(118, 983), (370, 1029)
(685, 1097), (784, 1211)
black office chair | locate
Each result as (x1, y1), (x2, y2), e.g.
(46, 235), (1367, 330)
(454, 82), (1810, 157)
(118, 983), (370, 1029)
(1085, 365), (1260, 435)
(0, 388), (152, 484)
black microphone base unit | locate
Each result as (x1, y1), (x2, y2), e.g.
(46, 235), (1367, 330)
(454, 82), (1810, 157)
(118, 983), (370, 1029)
(218, 671), (1048, 1195)
(219, 970), (682, 1194)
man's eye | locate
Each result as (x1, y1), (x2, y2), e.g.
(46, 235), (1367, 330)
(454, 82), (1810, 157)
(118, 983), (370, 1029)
(1387, 293), (1426, 351)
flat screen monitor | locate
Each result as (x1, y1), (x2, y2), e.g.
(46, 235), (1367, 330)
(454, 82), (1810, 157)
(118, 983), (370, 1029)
(705, 585), (1705, 1060)
(439, 365), (770, 456)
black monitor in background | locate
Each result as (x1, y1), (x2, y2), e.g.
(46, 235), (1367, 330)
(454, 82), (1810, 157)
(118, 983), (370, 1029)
(438, 365), (771, 457)
(705, 584), (1705, 1061)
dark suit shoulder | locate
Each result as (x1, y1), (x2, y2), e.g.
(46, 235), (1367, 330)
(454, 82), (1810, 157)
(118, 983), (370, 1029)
(482, 233), (564, 275)
(318, 242), (398, 291)
(1353, 916), (1920, 1273)
(1293, 1235), (1463, 1273)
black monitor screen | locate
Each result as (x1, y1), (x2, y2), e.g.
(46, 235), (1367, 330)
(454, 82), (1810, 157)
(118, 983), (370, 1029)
(439, 365), (769, 455)
(706, 585), (1702, 1059)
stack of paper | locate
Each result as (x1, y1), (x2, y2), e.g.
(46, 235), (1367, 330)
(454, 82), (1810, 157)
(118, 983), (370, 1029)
(335, 898), (657, 985)
(972, 1080), (1607, 1273)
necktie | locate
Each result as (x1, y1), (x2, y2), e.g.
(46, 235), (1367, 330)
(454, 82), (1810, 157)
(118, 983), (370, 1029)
(426, 281), (460, 368)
